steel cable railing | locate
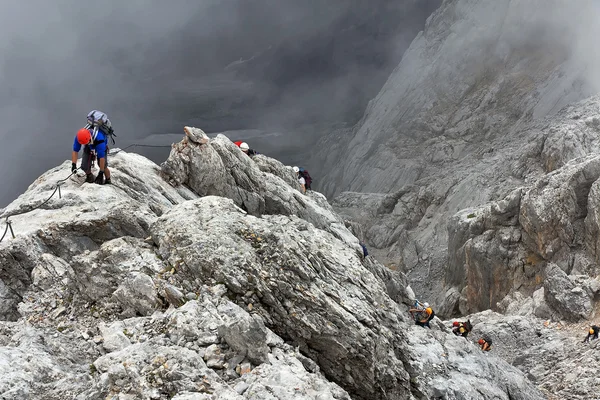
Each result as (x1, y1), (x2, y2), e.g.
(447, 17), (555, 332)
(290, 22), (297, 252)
(0, 143), (173, 243)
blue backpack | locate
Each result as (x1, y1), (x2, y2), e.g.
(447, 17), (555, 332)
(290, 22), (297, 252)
(86, 110), (116, 146)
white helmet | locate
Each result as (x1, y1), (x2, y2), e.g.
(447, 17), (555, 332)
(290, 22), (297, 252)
(293, 166), (300, 173)
(240, 142), (249, 150)
(423, 302), (430, 308)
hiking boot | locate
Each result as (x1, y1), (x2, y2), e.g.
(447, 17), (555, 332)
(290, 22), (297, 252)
(85, 173), (95, 183)
(105, 178), (112, 185)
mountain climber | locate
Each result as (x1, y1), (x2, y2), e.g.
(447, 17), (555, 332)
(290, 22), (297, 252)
(360, 242), (369, 258)
(239, 142), (258, 156)
(409, 302), (435, 328)
(298, 167), (313, 190)
(293, 166), (306, 193)
(452, 320), (472, 338)
(582, 325), (599, 343)
(71, 122), (112, 185)
(478, 337), (492, 351)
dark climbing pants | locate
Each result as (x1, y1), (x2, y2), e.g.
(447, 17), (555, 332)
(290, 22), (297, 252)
(415, 320), (431, 329)
(81, 145), (108, 174)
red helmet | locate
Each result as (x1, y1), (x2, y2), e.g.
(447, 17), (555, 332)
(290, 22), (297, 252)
(77, 128), (91, 144)
(478, 339), (485, 345)
(453, 321), (460, 327)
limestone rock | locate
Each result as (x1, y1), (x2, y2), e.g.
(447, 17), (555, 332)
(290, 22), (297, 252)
(183, 126), (209, 145)
(99, 321), (132, 352)
(160, 132), (362, 252)
(0, 139), (545, 399)
(217, 302), (270, 364)
(543, 263), (594, 322)
(149, 196), (543, 399)
(318, 0), (600, 320)
(163, 284), (186, 308)
(112, 273), (160, 316)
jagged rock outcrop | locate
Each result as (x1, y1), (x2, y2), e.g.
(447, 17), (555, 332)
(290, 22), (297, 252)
(0, 153), (197, 321)
(0, 132), (544, 399)
(543, 263), (599, 322)
(316, 0), (600, 317)
(160, 127), (361, 253)
(447, 150), (600, 320)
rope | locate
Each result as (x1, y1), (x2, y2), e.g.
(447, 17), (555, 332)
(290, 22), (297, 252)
(0, 171), (75, 243)
(0, 220), (9, 242)
(109, 144), (172, 155)
(0, 143), (172, 243)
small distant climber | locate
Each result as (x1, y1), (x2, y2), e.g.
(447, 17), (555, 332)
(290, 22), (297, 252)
(298, 167), (313, 190)
(452, 320), (473, 338)
(293, 166), (306, 193)
(234, 141), (258, 156)
(71, 110), (115, 185)
(360, 242), (369, 258)
(409, 302), (435, 329)
(239, 142), (258, 156)
(582, 325), (599, 343)
(478, 337), (492, 351)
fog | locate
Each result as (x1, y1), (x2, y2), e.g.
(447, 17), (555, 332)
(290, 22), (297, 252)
(0, 0), (441, 207)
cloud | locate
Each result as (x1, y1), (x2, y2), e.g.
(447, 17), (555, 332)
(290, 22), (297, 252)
(0, 0), (440, 207)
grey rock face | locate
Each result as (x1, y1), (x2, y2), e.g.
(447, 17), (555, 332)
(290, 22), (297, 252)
(332, 97), (600, 319)
(321, 0), (599, 198)
(406, 324), (543, 400)
(543, 264), (597, 322)
(0, 153), (195, 321)
(150, 196), (413, 399)
(160, 128), (362, 253)
(446, 152), (600, 320)
(217, 304), (270, 365)
(319, 0), (600, 320)
(162, 284), (186, 308)
(148, 195), (543, 399)
(99, 321), (132, 352)
(456, 310), (600, 399)
(0, 132), (544, 399)
(112, 272), (160, 316)
(252, 154), (299, 189)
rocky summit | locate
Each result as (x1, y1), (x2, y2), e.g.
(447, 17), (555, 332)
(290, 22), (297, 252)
(0, 128), (547, 399)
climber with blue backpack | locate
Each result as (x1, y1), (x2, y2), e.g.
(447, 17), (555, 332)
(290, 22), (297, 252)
(71, 110), (116, 185)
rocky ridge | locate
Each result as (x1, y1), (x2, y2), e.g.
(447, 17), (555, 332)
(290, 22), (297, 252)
(0, 128), (544, 399)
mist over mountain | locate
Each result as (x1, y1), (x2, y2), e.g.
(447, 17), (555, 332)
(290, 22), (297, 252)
(4, 1), (600, 398)
(0, 0), (440, 207)
(318, 0), (600, 326)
